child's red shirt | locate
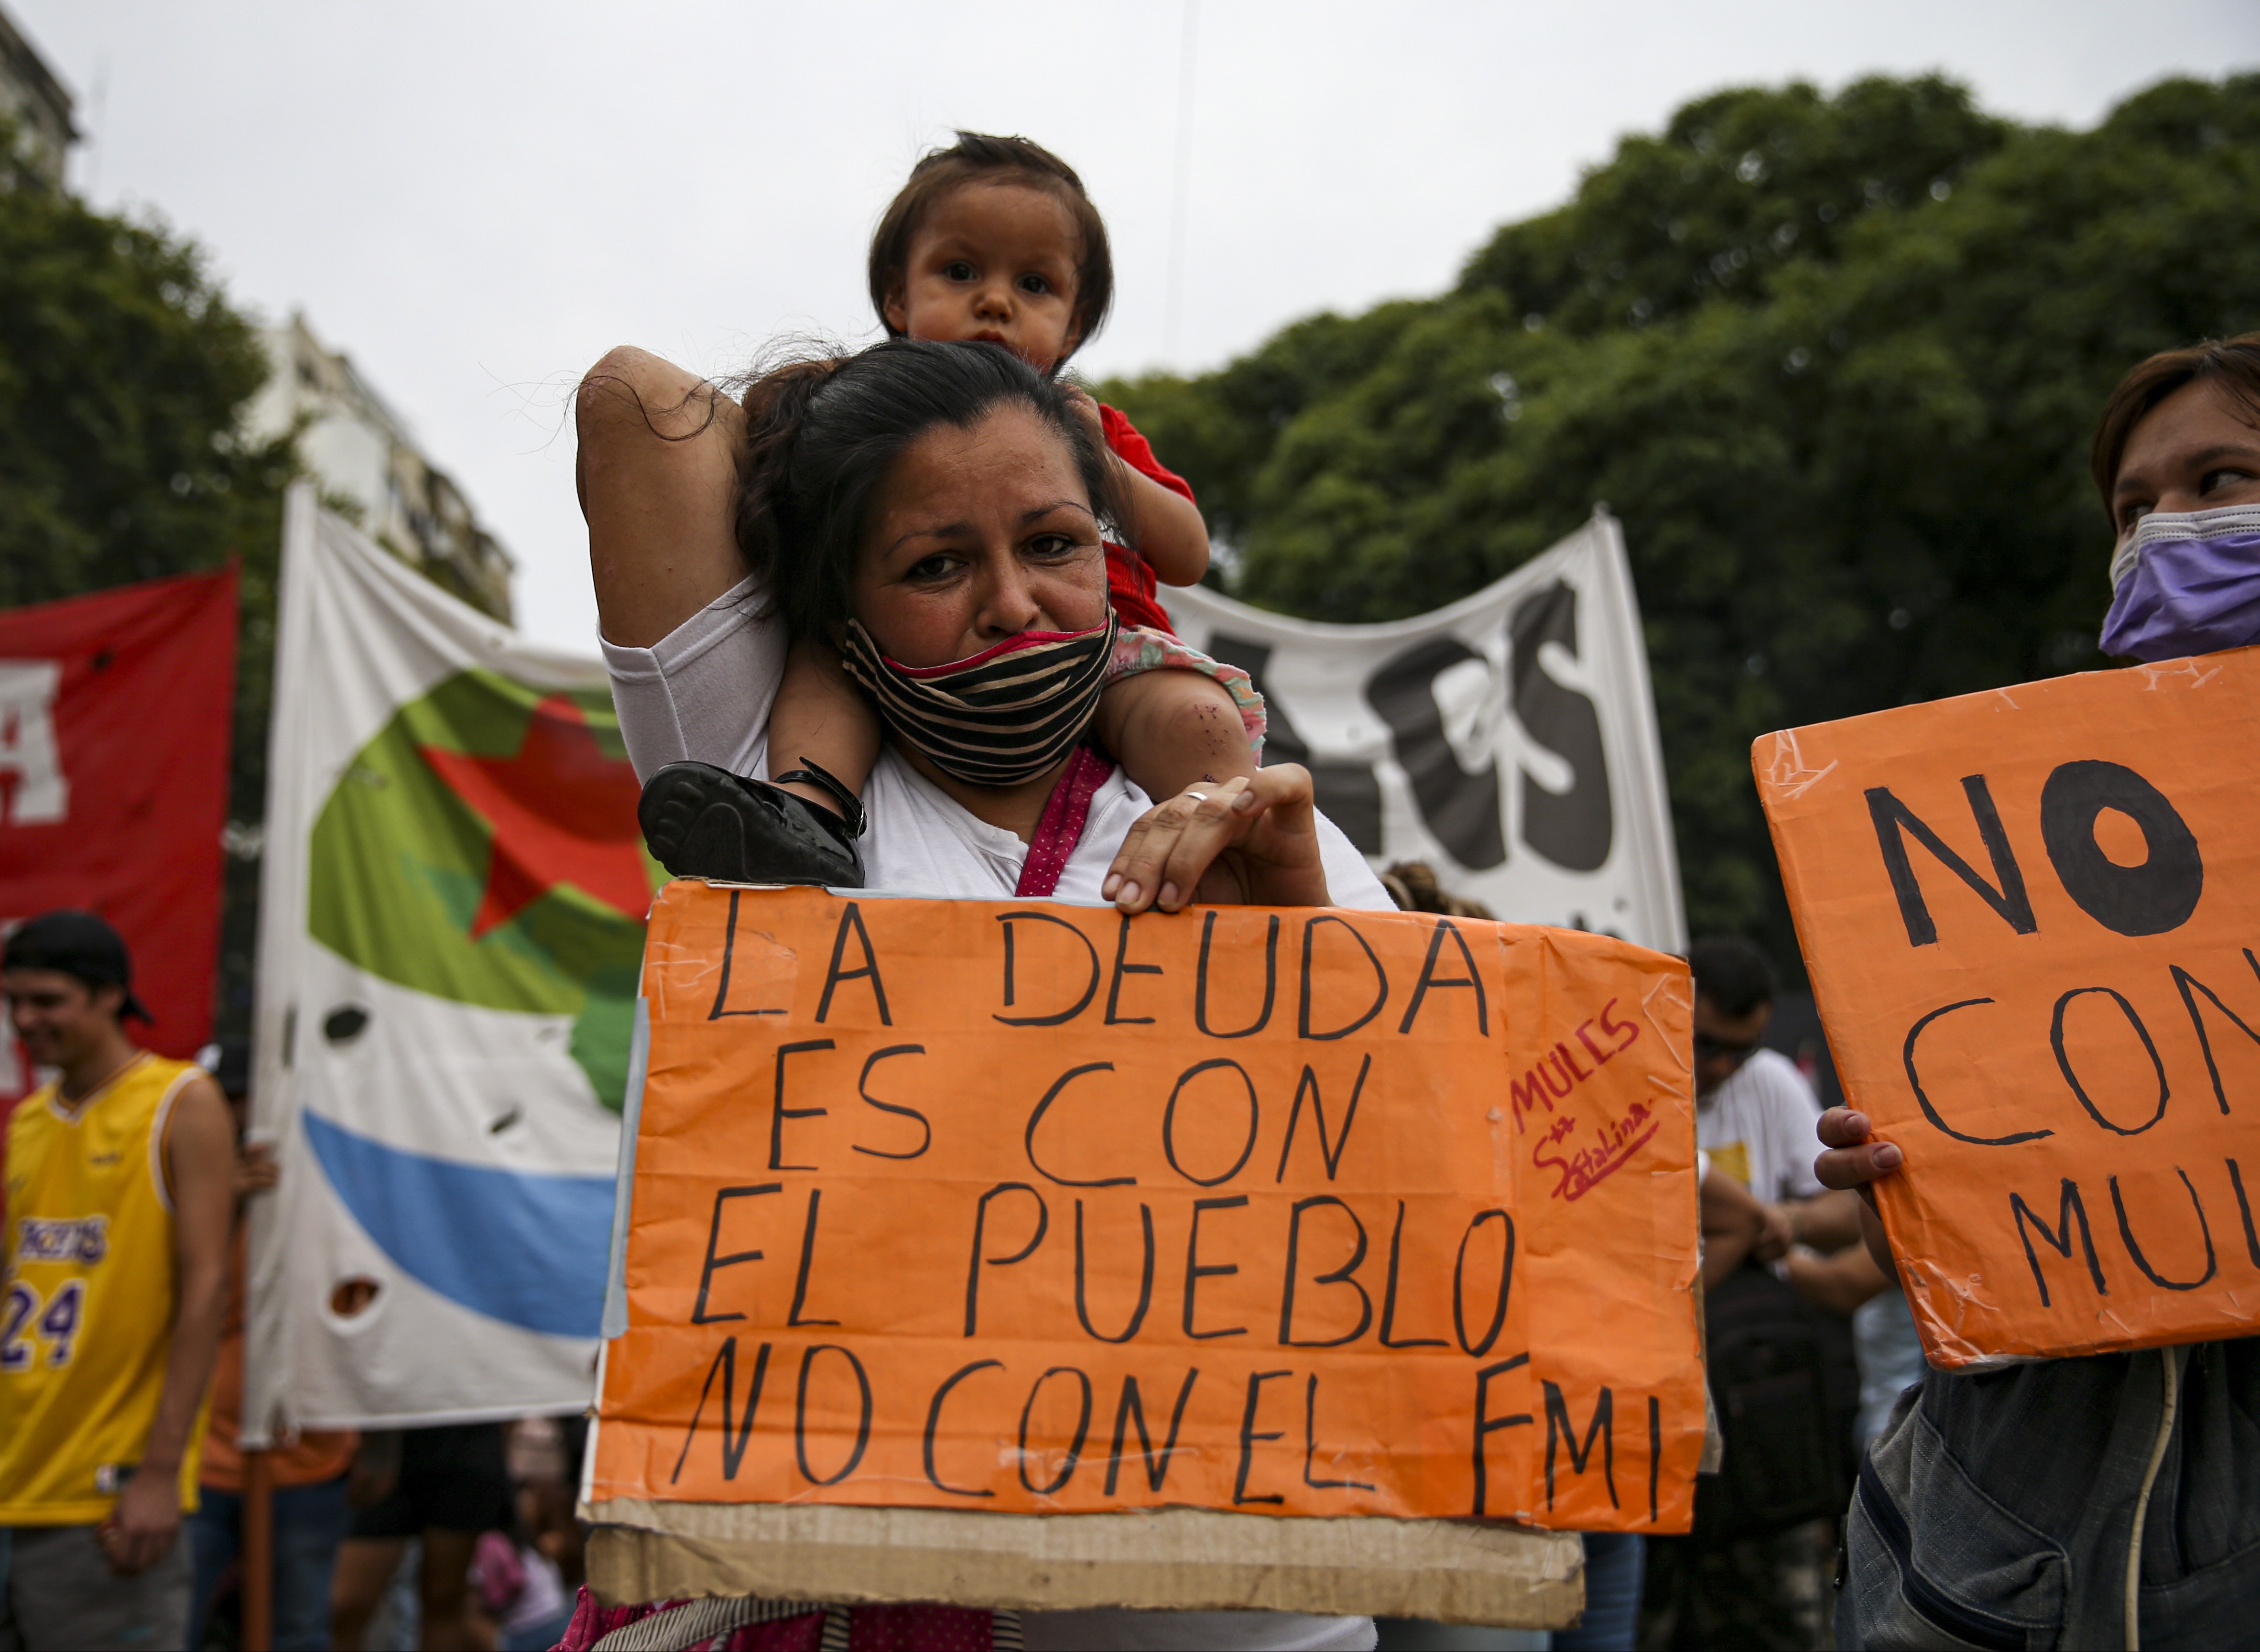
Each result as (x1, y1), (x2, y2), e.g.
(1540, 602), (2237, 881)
(1098, 403), (1194, 636)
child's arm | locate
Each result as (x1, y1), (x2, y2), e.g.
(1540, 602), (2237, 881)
(1094, 669), (1259, 803)
(770, 638), (880, 816)
(1064, 388), (1210, 587)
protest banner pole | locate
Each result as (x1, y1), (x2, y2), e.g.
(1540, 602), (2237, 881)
(242, 1446), (273, 1651)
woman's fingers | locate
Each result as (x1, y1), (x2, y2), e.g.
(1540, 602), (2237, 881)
(1150, 777), (1259, 910)
(1105, 780), (1249, 913)
(1814, 1107), (1904, 1192)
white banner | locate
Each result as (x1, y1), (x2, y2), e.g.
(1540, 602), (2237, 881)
(1164, 510), (1685, 952)
(246, 484), (646, 1437)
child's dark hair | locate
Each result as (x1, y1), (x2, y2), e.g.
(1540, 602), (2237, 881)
(868, 132), (1113, 360)
(736, 339), (1128, 642)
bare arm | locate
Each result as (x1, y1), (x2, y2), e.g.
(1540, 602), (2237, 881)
(1785, 1240), (1895, 1316)
(1784, 1188), (1865, 1252)
(1118, 465), (1210, 586)
(1700, 1167), (1767, 1290)
(1063, 387), (1209, 587)
(576, 346), (748, 649)
(109, 1075), (234, 1573)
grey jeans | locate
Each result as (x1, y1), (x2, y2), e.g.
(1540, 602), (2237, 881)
(1838, 1338), (2260, 1650)
(0, 1523), (193, 1652)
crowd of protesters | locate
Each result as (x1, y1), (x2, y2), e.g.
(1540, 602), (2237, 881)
(1, 113), (2255, 1652)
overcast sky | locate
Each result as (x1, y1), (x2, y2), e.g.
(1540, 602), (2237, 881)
(16, 0), (2258, 649)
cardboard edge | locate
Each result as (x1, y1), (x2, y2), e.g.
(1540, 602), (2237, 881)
(581, 1499), (1585, 1629)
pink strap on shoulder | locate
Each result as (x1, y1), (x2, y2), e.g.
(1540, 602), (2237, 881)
(1015, 745), (1117, 899)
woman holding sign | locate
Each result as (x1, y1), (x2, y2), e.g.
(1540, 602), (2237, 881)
(576, 337), (1392, 1650)
(1820, 334), (2260, 1652)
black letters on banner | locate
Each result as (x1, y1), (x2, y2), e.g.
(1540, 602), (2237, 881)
(994, 913), (1100, 1027)
(1104, 1369), (1201, 1495)
(815, 902), (892, 1025)
(964, 1183), (1049, 1336)
(787, 1188), (839, 1328)
(1197, 912), (1280, 1038)
(1302, 1374), (1376, 1491)
(1027, 1064), (1136, 1188)
(1233, 1368), (1293, 1505)
(1903, 999), (2053, 1147)
(769, 1041), (834, 1171)
(1380, 1201), (1449, 1349)
(851, 1045), (930, 1160)
(1017, 1367), (1094, 1496)
(1275, 1055), (1371, 1183)
(2051, 988), (2170, 1135)
(1279, 1196), (1373, 1348)
(1298, 916), (1389, 1041)
(924, 1360), (1003, 1497)
(693, 1184), (782, 1324)
(1866, 776), (2037, 948)
(2111, 1168), (2217, 1291)
(1074, 1200), (1156, 1344)
(672, 1337), (771, 1483)
(2010, 1179), (2108, 1308)
(1454, 1209), (1515, 1358)
(2039, 761), (2203, 937)
(2172, 956), (2260, 1116)
(1163, 1060), (1260, 1187)
(793, 1344), (873, 1486)
(1470, 1353), (1532, 1518)
(1543, 1380), (1617, 1511)
(1509, 581), (1614, 874)
(1183, 1196), (1250, 1339)
(1399, 919), (1490, 1036)
(1106, 913), (1163, 1025)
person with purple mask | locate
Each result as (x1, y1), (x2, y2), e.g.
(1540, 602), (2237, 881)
(1820, 334), (2260, 1651)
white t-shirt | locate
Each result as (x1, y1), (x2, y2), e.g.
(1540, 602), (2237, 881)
(1695, 1047), (1825, 1205)
(602, 577), (1391, 912)
(603, 578), (1382, 1652)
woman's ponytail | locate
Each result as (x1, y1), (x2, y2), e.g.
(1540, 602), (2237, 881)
(733, 357), (846, 609)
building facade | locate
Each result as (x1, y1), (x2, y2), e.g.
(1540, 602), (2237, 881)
(246, 313), (515, 622)
(0, 3), (74, 187)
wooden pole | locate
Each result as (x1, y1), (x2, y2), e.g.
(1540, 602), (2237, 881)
(242, 1447), (273, 1652)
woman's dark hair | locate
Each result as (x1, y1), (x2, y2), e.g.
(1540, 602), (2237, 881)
(867, 131), (1113, 360)
(735, 338), (1127, 642)
(2091, 332), (2260, 520)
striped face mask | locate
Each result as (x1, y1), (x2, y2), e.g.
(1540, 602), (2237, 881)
(838, 615), (1118, 786)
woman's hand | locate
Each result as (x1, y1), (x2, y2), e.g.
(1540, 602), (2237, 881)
(1102, 766), (1330, 914)
(1815, 1108), (1904, 1278)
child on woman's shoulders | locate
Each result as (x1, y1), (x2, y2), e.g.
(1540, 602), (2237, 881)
(642, 133), (1264, 896)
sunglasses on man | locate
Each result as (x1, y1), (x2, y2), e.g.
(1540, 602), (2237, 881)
(1693, 1029), (1763, 1065)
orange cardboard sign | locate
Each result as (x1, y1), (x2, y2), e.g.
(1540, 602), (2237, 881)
(589, 884), (1703, 1531)
(1757, 651), (2260, 1366)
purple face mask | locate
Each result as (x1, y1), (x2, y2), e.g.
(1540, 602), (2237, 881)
(2099, 505), (2260, 663)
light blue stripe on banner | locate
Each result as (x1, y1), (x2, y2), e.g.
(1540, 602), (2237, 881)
(600, 997), (651, 1341)
(304, 1110), (614, 1339)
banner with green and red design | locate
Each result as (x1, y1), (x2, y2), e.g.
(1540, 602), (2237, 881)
(246, 483), (659, 1436)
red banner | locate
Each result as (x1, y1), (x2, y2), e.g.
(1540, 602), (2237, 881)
(0, 569), (238, 1103)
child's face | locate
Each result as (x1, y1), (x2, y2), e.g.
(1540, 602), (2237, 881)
(885, 182), (1083, 372)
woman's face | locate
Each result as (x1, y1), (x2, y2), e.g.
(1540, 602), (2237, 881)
(849, 405), (1109, 667)
(2112, 378), (2260, 537)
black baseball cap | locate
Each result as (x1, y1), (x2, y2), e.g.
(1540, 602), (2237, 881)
(2, 911), (153, 1022)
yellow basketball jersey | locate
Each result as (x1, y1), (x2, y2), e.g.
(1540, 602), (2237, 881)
(0, 1054), (209, 1524)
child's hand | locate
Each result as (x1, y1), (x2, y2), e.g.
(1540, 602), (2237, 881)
(1059, 382), (1111, 457)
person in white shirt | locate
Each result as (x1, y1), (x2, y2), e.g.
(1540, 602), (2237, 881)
(576, 335), (1381, 1652)
(1687, 939), (1859, 1250)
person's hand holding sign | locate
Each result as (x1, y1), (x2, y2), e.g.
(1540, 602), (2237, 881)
(1814, 1107), (1904, 1278)
(1103, 763), (1332, 913)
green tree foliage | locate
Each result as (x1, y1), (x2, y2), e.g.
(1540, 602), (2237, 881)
(0, 121), (298, 1037)
(1099, 74), (2260, 963)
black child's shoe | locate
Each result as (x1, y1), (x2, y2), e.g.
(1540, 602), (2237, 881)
(638, 760), (866, 886)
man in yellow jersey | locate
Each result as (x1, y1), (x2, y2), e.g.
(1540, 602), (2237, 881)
(0, 912), (233, 1651)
